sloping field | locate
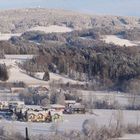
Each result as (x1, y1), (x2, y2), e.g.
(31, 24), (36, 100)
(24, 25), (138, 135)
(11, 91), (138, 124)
(0, 25), (73, 41)
(0, 58), (46, 85)
(0, 33), (21, 40)
(102, 35), (139, 47)
(1, 109), (140, 137)
(117, 134), (140, 140)
(0, 55), (84, 86)
(29, 25), (73, 33)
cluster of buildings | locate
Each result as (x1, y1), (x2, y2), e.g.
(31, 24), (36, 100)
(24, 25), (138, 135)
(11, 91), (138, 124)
(0, 99), (85, 123)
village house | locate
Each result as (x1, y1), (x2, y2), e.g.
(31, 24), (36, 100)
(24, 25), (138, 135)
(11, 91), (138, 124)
(70, 103), (85, 114)
(0, 101), (9, 110)
(25, 105), (42, 110)
(0, 101), (25, 111)
(65, 100), (76, 107)
(64, 102), (85, 114)
(26, 110), (49, 122)
(34, 86), (49, 95)
(64, 100), (86, 114)
(19, 104), (64, 122)
(9, 101), (25, 108)
(11, 87), (25, 94)
(22, 105), (42, 112)
(25, 107), (63, 122)
(0, 87), (11, 93)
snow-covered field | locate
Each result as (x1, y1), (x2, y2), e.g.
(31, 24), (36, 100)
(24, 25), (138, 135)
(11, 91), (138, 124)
(102, 35), (139, 47)
(1, 109), (140, 137)
(0, 55), (84, 86)
(0, 55), (46, 85)
(5, 55), (34, 61)
(0, 33), (21, 40)
(0, 25), (73, 41)
(8, 65), (47, 85)
(29, 25), (73, 33)
(117, 134), (140, 140)
(80, 90), (140, 106)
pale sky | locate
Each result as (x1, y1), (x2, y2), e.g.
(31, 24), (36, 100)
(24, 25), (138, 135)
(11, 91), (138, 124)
(0, 0), (139, 17)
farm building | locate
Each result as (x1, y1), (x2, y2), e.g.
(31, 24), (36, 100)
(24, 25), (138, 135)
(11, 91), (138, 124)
(64, 103), (85, 114)
(71, 103), (85, 114)
(65, 100), (76, 107)
(34, 86), (49, 95)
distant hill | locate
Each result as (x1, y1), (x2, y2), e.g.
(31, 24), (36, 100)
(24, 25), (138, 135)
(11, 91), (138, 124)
(0, 8), (140, 33)
(0, 8), (140, 91)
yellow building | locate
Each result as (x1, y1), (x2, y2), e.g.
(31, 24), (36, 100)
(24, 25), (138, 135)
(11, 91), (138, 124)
(26, 108), (63, 122)
(0, 101), (9, 110)
(27, 111), (47, 122)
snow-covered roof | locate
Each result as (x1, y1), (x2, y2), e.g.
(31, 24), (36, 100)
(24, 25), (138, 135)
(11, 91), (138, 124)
(36, 86), (48, 91)
(27, 110), (46, 115)
(24, 105), (42, 110)
(51, 104), (65, 108)
(9, 101), (25, 104)
(11, 87), (25, 90)
(71, 103), (85, 109)
(65, 100), (76, 104)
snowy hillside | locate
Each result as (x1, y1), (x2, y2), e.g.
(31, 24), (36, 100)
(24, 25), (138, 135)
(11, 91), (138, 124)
(102, 35), (140, 47)
(0, 55), (83, 86)
(29, 25), (73, 33)
(0, 25), (73, 41)
(0, 33), (21, 41)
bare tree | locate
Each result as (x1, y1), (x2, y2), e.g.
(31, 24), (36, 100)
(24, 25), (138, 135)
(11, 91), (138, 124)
(127, 80), (140, 108)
